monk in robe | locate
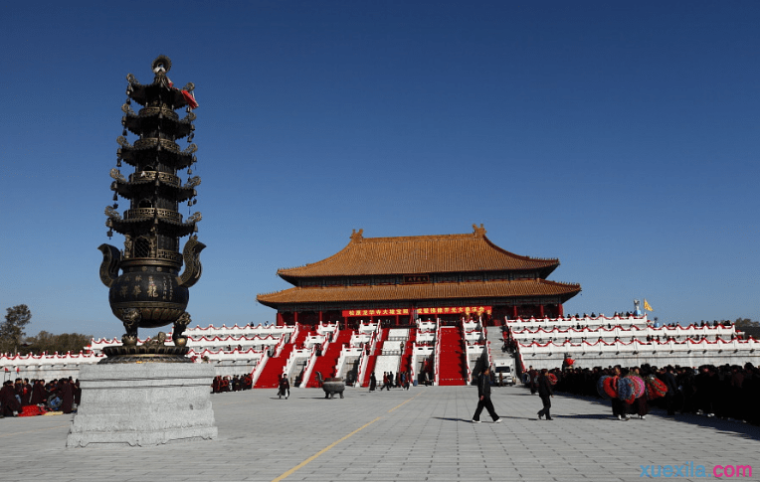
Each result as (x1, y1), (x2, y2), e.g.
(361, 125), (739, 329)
(60, 379), (74, 414)
(1, 380), (21, 417)
(30, 379), (48, 406)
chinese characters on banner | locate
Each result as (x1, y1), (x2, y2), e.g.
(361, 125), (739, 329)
(418, 306), (492, 315)
(343, 308), (410, 317)
(341, 306), (492, 317)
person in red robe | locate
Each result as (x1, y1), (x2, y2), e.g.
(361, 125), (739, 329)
(30, 379), (48, 406)
(1, 380), (21, 417)
(60, 379), (74, 414)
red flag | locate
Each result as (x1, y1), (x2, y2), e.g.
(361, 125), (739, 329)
(181, 90), (199, 109)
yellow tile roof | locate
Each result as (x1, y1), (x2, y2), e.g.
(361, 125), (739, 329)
(278, 225), (558, 278)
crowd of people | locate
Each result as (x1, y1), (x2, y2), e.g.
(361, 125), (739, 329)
(211, 374), (253, 393)
(368, 370), (414, 391)
(1, 377), (80, 418)
(524, 362), (760, 424)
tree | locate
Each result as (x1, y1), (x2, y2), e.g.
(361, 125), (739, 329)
(0, 304), (32, 354)
(735, 318), (760, 339)
(21, 330), (92, 355)
(735, 318), (760, 328)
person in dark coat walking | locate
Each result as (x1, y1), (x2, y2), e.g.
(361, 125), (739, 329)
(278, 374), (290, 399)
(369, 372), (377, 392)
(537, 369), (554, 420)
(472, 367), (501, 423)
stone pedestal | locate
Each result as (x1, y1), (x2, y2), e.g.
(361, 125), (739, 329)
(67, 363), (217, 447)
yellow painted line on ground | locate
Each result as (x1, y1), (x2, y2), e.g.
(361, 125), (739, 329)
(388, 391), (423, 413)
(0, 424), (70, 438)
(272, 391), (425, 482)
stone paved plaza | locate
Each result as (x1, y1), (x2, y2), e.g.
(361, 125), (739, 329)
(1, 385), (758, 482)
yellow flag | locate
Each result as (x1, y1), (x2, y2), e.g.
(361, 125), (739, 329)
(643, 299), (653, 311)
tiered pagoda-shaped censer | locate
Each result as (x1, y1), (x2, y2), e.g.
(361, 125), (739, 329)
(69, 56), (217, 448)
(98, 55), (205, 362)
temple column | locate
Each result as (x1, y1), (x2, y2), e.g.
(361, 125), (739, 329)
(395, 314), (400, 326)
(318, 311), (323, 322)
(558, 304), (564, 317)
(539, 304), (545, 318)
(276, 312), (283, 326)
(512, 306), (518, 320)
(293, 311), (299, 324)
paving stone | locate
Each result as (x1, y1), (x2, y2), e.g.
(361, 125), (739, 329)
(1, 386), (759, 481)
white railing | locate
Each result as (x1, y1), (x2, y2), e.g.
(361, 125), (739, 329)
(355, 345), (368, 387)
(282, 346), (309, 379)
(350, 332), (372, 346)
(335, 346), (362, 381)
(250, 350), (269, 387)
(291, 323), (301, 347)
(461, 320), (471, 383)
(409, 341), (417, 384)
(273, 333), (288, 358)
(357, 320), (378, 333)
(463, 320), (478, 332)
(334, 344), (348, 379)
(486, 340), (494, 369)
(321, 330), (333, 355)
(303, 334), (327, 348)
(88, 333), (285, 353)
(299, 350), (319, 389)
(316, 321), (338, 335)
(433, 322), (441, 386)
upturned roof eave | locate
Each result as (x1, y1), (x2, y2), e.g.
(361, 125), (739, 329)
(256, 280), (582, 307)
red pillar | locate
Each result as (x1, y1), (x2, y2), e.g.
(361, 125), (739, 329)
(539, 304), (545, 318)
(293, 311), (299, 324)
(319, 311), (323, 322)
(558, 304), (564, 317)
(395, 315), (400, 326)
(512, 306), (518, 320)
(276, 312), (284, 326)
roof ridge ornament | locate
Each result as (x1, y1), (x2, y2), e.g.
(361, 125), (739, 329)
(472, 223), (486, 237)
(350, 228), (364, 242)
(152, 55), (172, 88)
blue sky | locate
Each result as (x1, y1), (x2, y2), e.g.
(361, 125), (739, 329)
(1, 1), (758, 339)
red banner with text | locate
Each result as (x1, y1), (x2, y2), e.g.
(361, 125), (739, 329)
(343, 308), (410, 317)
(417, 306), (492, 316)
(342, 306), (492, 317)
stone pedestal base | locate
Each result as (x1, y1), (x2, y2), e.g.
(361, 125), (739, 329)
(67, 363), (217, 447)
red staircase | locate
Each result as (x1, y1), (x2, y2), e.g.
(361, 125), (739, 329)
(437, 327), (466, 386)
(292, 326), (310, 348)
(398, 328), (416, 374)
(361, 328), (389, 386)
(255, 326), (310, 389)
(306, 329), (354, 387)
